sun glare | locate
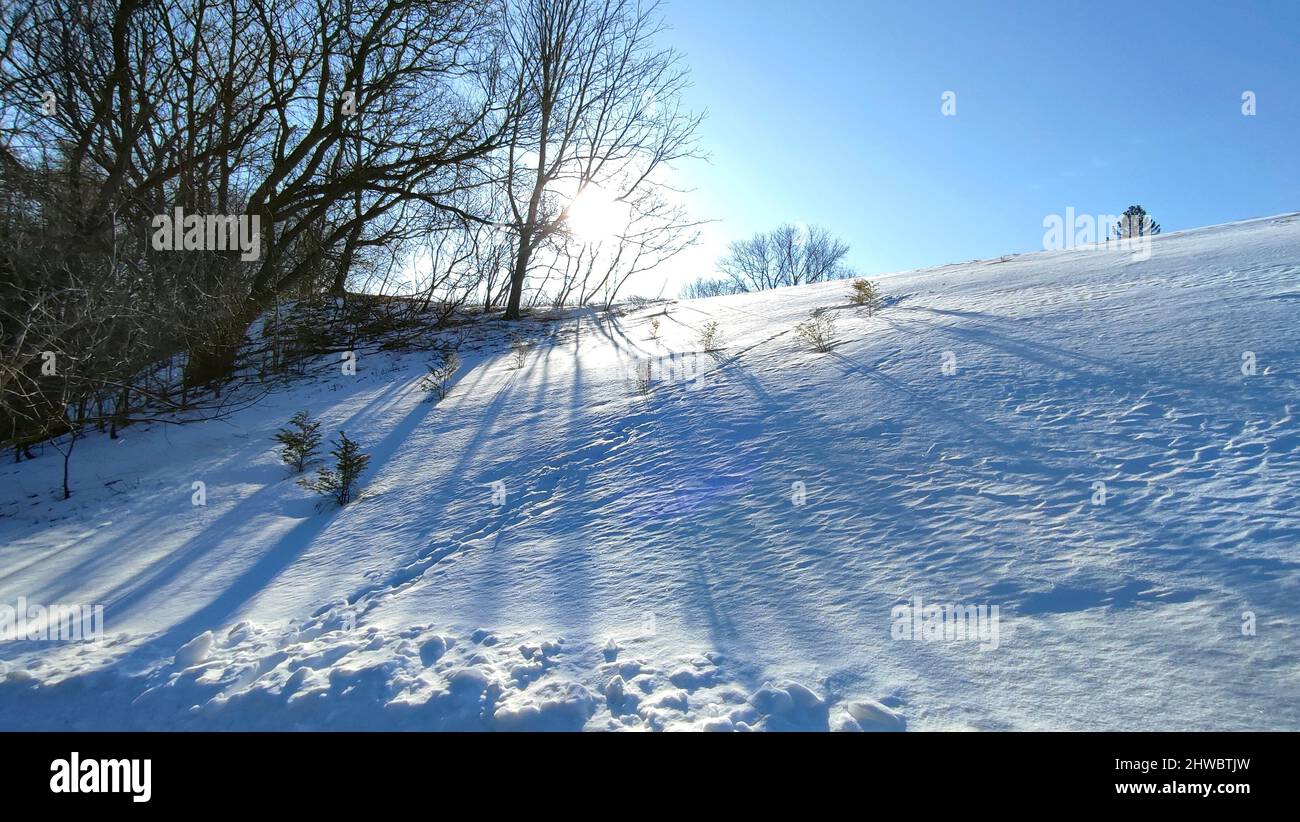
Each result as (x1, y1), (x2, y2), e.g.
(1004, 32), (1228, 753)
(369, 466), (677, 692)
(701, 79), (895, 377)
(565, 185), (625, 244)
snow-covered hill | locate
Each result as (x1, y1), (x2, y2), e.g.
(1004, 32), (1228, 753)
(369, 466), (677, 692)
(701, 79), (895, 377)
(2, 213), (1298, 730)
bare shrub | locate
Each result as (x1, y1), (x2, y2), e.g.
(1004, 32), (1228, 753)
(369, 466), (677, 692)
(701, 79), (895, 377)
(510, 337), (530, 369)
(795, 310), (837, 353)
(697, 320), (723, 352)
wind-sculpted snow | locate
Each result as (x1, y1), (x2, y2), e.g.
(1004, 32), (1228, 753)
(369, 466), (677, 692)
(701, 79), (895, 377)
(2, 214), (1298, 729)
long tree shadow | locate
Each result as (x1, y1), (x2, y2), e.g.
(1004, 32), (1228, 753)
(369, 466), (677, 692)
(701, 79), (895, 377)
(887, 306), (1249, 403)
(113, 497), (347, 671)
(75, 376), (424, 623)
(627, 353), (838, 674)
(35, 369), (421, 606)
(100, 380), (445, 658)
(454, 310), (604, 633)
(327, 354), (533, 612)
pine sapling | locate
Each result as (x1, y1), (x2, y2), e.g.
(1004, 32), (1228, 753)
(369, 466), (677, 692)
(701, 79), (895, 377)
(419, 350), (460, 401)
(300, 431), (371, 506)
(274, 410), (322, 473)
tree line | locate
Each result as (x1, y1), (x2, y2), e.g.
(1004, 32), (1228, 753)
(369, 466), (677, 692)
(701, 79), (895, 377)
(0, 0), (703, 475)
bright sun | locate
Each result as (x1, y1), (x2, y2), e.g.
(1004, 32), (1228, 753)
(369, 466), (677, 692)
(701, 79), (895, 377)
(565, 185), (625, 244)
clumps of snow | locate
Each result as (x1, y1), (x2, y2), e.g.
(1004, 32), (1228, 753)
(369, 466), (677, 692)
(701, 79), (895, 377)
(841, 699), (907, 732)
(587, 648), (889, 732)
(736, 681), (830, 731)
(603, 675), (636, 715)
(174, 631), (214, 668)
(668, 660), (718, 690)
(0, 607), (903, 731)
(418, 637), (448, 666)
(602, 639), (620, 662)
(493, 679), (596, 731)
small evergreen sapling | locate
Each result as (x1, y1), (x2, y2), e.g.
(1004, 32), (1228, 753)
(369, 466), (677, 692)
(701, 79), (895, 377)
(300, 431), (371, 506)
(274, 410), (322, 473)
(419, 350), (460, 400)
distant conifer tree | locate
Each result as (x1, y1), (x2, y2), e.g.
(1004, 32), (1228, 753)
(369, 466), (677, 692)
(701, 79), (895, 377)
(1115, 205), (1161, 238)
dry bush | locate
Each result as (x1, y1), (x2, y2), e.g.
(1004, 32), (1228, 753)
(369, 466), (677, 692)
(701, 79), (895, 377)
(795, 310), (836, 352)
(510, 337), (530, 369)
(697, 320), (723, 352)
(632, 358), (653, 395)
(849, 279), (883, 315)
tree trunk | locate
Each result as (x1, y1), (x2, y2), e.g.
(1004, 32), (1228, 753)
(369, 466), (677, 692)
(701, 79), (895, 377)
(503, 232), (532, 320)
(185, 296), (263, 387)
(185, 340), (243, 389)
(110, 384), (129, 439)
(61, 431), (77, 500)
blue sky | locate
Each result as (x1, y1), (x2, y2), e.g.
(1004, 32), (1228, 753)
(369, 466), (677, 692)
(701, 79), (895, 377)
(645, 0), (1300, 293)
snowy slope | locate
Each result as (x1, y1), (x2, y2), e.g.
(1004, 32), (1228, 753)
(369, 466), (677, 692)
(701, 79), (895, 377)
(2, 213), (1298, 730)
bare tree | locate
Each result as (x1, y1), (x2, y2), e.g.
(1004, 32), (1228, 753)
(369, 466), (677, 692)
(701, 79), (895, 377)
(537, 186), (701, 309)
(0, 0), (708, 493)
(717, 223), (856, 294)
(0, 0), (514, 493)
(2, 0), (514, 386)
(679, 276), (734, 300)
(497, 0), (703, 320)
